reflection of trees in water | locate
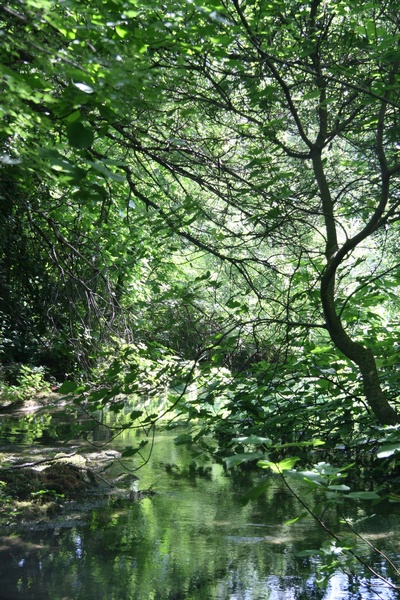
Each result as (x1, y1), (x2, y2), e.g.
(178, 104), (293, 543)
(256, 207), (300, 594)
(1, 431), (399, 599)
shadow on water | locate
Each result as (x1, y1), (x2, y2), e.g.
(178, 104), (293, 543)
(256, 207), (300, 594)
(0, 404), (400, 599)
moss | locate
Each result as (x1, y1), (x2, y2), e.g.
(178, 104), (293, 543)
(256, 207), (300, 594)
(0, 462), (96, 501)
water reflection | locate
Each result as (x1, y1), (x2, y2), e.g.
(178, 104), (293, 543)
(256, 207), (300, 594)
(0, 423), (400, 599)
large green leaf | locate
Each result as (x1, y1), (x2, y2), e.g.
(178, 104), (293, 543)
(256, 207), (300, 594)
(347, 491), (381, 500)
(257, 457), (301, 473)
(377, 443), (400, 459)
(67, 122), (94, 149)
(58, 380), (79, 394)
(225, 452), (264, 469)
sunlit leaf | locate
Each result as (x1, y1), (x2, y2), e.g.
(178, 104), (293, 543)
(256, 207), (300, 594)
(377, 443), (400, 458)
(257, 457), (300, 473)
(73, 82), (94, 94)
(284, 512), (309, 525)
(310, 346), (332, 355)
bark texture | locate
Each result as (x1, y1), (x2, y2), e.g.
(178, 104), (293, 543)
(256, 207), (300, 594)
(320, 256), (399, 426)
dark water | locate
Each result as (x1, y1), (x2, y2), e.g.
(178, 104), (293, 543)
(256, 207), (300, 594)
(0, 409), (400, 599)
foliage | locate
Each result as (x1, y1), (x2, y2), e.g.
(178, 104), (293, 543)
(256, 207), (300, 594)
(2, 0), (400, 423)
(2, 1), (400, 589)
(0, 364), (51, 405)
(259, 457), (400, 592)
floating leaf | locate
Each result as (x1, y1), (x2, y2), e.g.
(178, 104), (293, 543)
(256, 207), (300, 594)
(296, 549), (320, 558)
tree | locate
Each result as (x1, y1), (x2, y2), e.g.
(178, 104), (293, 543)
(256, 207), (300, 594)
(2, 0), (400, 423)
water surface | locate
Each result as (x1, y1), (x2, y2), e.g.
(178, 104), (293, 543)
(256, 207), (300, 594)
(0, 413), (399, 599)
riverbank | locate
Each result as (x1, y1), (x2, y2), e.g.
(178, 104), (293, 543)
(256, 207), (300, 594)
(0, 392), (146, 527)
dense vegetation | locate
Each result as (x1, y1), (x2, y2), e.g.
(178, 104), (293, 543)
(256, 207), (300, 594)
(2, 0), (400, 574)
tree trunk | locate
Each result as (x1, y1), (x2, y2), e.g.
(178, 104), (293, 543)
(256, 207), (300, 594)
(313, 150), (398, 426)
(320, 272), (398, 425)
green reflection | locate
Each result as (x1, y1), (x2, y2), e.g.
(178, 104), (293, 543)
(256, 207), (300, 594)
(0, 429), (399, 599)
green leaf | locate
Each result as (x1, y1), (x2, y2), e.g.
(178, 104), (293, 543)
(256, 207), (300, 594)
(328, 484), (350, 492)
(257, 457), (300, 473)
(226, 299), (242, 309)
(67, 122), (94, 149)
(87, 160), (125, 182)
(121, 440), (148, 457)
(225, 452), (264, 469)
(64, 109), (81, 123)
(121, 447), (140, 457)
(115, 25), (129, 38)
(235, 434), (271, 445)
(142, 413), (158, 424)
(58, 380), (78, 394)
(377, 443), (400, 458)
(109, 401), (125, 412)
(88, 388), (109, 401)
(284, 512), (309, 525)
(347, 491), (381, 500)
(73, 82), (94, 94)
(276, 439), (325, 449)
(39, 149), (87, 182)
(310, 345), (332, 355)
(99, 105), (118, 123)
(124, 371), (138, 384)
(303, 89), (321, 100)
(106, 361), (123, 378)
(129, 410), (143, 420)
(174, 433), (193, 445)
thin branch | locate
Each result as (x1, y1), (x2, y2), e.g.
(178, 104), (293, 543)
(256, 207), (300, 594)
(278, 470), (400, 591)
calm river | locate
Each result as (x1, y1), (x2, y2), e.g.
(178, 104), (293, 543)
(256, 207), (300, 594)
(0, 409), (400, 599)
